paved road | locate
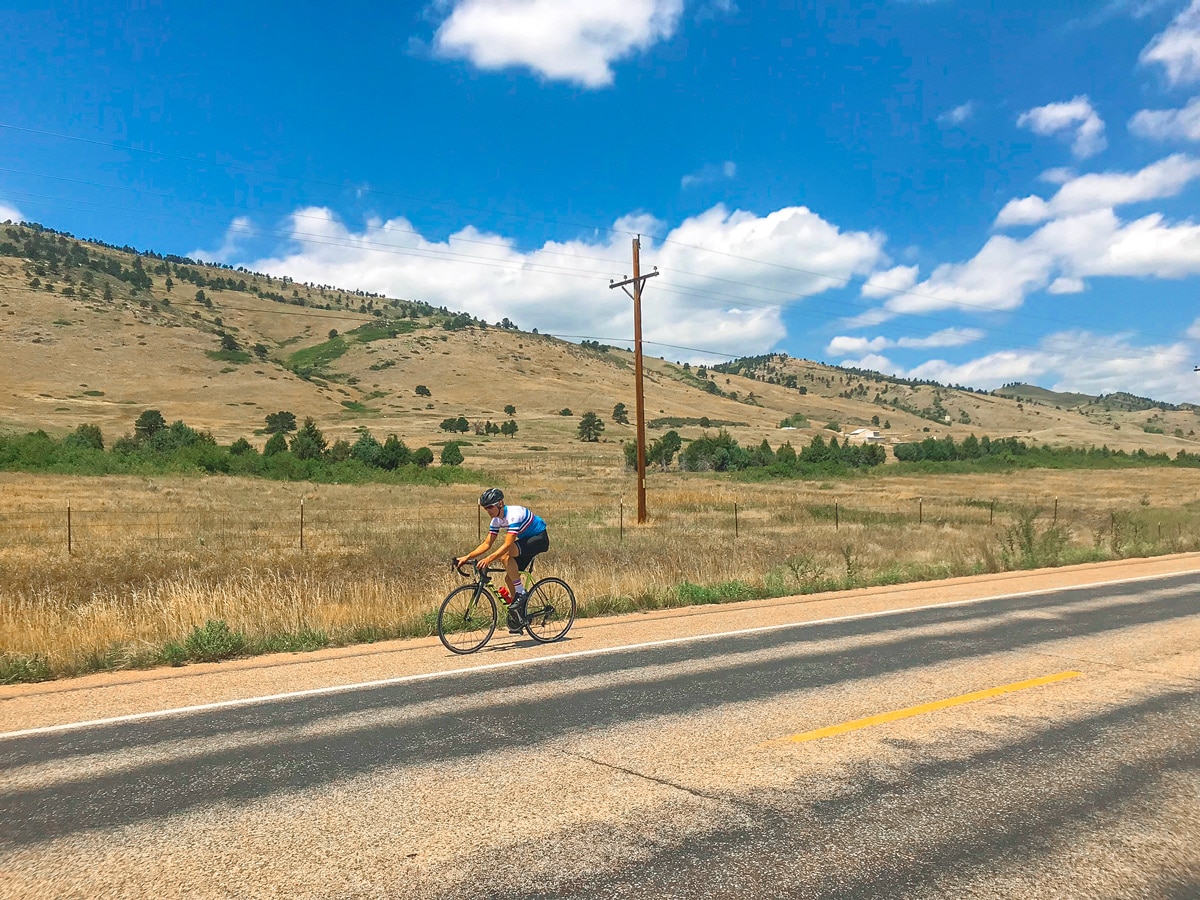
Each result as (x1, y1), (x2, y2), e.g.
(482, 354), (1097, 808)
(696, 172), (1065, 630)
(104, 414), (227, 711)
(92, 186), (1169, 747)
(2, 571), (1198, 899)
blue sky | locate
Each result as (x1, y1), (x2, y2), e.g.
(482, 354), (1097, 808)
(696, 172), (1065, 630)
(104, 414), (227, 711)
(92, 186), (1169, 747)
(4, 0), (1200, 403)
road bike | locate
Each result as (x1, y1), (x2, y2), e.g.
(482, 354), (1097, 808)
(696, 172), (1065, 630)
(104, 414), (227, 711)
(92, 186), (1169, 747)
(436, 560), (577, 654)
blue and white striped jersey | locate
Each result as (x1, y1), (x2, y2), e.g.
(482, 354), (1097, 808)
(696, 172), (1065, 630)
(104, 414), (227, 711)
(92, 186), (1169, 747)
(489, 504), (547, 538)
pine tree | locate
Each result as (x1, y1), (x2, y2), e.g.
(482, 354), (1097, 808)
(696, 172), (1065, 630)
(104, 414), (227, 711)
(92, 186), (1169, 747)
(577, 412), (605, 442)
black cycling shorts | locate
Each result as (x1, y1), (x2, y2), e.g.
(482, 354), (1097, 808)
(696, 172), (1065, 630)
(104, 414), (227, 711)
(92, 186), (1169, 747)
(515, 530), (550, 572)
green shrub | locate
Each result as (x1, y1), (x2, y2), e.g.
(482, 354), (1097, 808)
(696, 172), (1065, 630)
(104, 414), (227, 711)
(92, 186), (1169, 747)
(674, 580), (763, 606)
(182, 620), (247, 663)
(255, 628), (329, 654)
(0, 653), (53, 684)
(64, 423), (104, 451)
(263, 432), (288, 456)
(161, 643), (188, 667)
(998, 509), (1071, 569)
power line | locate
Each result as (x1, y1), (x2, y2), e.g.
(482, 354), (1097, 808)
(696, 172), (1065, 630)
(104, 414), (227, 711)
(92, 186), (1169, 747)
(2, 187), (621, 282)
(547, 333), (739, 360)
(6, 184), (1175, 365)
(0, 121), (1168, 344)
(3, 147), (1195, 379)
(0, 165), (632, 268)
(2, 158), (1130, 343)
(0, 121), (636, 242)
(6, 203), (1179, 371)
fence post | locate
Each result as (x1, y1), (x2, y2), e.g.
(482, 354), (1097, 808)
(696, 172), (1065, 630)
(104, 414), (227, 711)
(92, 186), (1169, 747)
(477, 504), (481, 541)
(734, 502), (739, 539)
(919, 497), (923, 525)
(300, 499), (305, 551)
(990, 500), (994, 525)
(835, 501), (839, 531)
(619, 501), (624, 542)
(1053, 496), (1058, 524)
(67, 500), (72, 556)
(156, 510), (161, 548)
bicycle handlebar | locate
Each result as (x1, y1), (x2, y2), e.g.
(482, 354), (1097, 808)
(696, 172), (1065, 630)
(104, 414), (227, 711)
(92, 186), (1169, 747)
(452, 559), (501, 579)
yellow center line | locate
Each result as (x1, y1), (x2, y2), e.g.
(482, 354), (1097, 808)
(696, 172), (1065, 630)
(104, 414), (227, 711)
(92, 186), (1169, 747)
(763, 670), (1084, 747)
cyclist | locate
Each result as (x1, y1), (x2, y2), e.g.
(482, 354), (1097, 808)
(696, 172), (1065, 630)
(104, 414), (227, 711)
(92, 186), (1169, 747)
(455, 488), (550, 633)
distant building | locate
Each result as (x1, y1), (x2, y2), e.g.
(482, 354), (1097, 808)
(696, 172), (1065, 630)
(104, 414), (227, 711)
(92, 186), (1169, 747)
(845, 428), (884, 444)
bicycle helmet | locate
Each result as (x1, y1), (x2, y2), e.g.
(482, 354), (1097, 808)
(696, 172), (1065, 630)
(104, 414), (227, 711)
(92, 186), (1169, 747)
(479, 487), (504, 508)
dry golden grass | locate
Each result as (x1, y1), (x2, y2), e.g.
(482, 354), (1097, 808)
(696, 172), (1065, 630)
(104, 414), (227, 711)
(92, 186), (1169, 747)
(4, 464), (1200, 680)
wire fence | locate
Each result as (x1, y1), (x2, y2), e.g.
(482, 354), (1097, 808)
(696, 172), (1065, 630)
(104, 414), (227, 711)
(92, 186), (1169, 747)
(1, 495), (1187, 555)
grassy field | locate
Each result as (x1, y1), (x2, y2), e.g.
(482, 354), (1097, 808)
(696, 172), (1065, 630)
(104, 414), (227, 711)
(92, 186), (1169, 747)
(4, 464), (1200, 682)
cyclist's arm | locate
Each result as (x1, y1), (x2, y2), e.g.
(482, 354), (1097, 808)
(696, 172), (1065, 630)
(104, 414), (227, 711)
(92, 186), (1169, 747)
(457, 533), (497, 566)
(479, 530), (517, 567)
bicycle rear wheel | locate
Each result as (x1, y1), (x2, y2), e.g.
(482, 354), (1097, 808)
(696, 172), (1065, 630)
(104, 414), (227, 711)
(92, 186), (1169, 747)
(438, 585), (497, 654)
(522, 577), (576, 643)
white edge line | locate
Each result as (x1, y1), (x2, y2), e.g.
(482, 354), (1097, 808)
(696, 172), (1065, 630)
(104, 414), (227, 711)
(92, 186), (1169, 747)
(0, 568), (1190, 741)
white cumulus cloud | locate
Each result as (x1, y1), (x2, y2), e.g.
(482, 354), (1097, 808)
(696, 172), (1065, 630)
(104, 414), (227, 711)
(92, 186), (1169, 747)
(937, 101), (976, 127)
(827, 327), (983, 357)
(0, 200), (24, 223)
(995, 154), (1200, 226)
(1047, 276), (1086, 294)
(885, 233), (1058, 316)
(681, 160), (737, 189)
(1130, 95), (1200, 141)
(1018, 96), (1108, 159)
(827, 335), (891, 356)
(1069, 209), (1200, 278)
(1140, 0), (1200, 85)
(994, 196), (1052, 228)
(896, 327), (985, 349)
(1040, 167), (1077, 185)
(860, 264), (919, 298)
(869, 205), (1200, 321)
(219, 202), (884, 360)
(432, 0), (684, 87)
(837, 331), (1196, 404)
(189, 216), (256, 263)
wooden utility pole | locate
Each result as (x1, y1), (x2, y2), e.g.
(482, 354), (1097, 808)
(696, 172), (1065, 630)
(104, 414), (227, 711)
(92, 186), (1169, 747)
(609, 237), (658, 524)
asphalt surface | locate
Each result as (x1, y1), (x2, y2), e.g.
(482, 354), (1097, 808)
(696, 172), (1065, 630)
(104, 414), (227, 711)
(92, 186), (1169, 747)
(1, 569), (1198, 899)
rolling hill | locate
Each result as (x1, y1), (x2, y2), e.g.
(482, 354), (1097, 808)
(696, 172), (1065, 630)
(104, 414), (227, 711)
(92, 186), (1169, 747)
(3, 221), (1199, 468)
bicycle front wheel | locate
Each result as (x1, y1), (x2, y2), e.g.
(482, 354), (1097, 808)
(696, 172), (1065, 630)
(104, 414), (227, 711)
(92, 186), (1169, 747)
(522, 577), (576, 643)
(437, 585), (498, 654)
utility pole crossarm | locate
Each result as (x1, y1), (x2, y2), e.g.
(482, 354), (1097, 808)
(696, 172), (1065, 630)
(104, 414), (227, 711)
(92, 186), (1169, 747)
(609, 267), (659, 301)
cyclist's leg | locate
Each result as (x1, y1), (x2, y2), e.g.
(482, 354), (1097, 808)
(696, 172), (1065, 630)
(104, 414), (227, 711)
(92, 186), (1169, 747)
(511, 532), (549, 622)
(500, 547), (521, 598)
(513, 530), (549, 580)
(489, 545), (522, 632)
